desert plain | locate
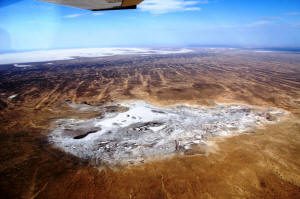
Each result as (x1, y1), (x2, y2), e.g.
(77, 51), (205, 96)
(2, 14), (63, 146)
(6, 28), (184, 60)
(0, 48), (300, 199)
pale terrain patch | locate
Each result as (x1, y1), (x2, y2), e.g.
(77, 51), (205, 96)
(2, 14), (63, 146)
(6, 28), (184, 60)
(8, 94), (18, 100)
(0, 48), (193, 65)
(13, 64), (32, 68)
(49, 101), (286, 165)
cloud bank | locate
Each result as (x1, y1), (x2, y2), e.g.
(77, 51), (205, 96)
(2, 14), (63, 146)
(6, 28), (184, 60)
(140, 0), (207, 14)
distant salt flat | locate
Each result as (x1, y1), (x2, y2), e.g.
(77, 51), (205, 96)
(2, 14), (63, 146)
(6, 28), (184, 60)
(13, 64), (32, 68)
(8, 94), (18, 100)
(0, 48), (193, 65)
(49, 101), (286, 166)
(254, 50), (274, 53)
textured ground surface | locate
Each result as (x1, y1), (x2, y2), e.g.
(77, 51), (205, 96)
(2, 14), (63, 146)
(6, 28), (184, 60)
(50, 100), (286, 165)
(0, 48), (300, 199)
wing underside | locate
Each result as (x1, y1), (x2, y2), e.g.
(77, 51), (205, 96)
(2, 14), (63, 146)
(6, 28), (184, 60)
(40, 0), (143, 11)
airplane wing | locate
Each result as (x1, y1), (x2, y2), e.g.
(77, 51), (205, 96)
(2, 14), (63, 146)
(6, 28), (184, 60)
(40, 0), (143, 11)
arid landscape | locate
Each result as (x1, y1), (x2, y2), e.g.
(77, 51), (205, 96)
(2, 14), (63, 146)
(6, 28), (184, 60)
(0, 48), (300, 198)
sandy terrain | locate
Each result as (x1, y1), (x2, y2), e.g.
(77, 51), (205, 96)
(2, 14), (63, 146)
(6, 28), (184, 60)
(0, 48), (300, 198)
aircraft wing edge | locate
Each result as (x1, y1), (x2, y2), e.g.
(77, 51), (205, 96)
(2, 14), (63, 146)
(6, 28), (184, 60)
(39, 0), (143, 11)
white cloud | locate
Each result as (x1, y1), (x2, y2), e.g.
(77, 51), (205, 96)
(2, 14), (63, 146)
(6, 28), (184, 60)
(92, 12), (104, 16)
(64, 12), (104, 18)
(245, 20), (274, 28)
(64, 13), (86, 18)
(140, 0), (208, 14)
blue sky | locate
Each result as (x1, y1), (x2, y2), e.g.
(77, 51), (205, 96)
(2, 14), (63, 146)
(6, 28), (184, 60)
(0, 0), (300, 52)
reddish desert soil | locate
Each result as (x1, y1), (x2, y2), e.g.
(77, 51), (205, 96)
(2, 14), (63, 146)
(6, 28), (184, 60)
(0, 49), (300, 199)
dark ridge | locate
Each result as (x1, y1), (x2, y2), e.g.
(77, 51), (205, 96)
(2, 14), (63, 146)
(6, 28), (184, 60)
(0, 99), (7, 110)
(151, 110), (166, 114)
(73, 130), (98, 139)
